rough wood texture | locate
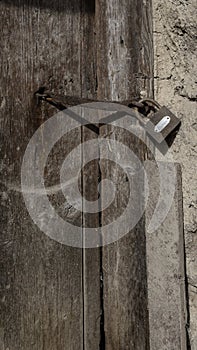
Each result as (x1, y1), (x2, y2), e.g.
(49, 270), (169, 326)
(81, 4), (101, 349)
(145, 161), (187, 350)
(96, 0), (153, 349)
(0, 1), (98, 349)
(82, 115), (101, 350)
(96, 0), (154, 101)
(99, 123), (150, 350)
(2, 1), (185, 349)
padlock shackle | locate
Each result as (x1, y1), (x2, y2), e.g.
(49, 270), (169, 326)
(139, 98), (161, 110)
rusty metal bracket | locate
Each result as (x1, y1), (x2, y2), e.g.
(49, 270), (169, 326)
(35, 89), (181, 145)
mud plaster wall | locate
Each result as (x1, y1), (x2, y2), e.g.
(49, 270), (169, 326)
(153, 0), (197, 347)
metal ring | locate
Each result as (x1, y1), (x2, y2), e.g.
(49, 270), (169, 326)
(139, 98), (161, 110)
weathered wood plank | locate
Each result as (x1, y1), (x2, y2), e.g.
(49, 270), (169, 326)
(81, 4), (101, 348)
(81, 122), (101, 350)
(0, 1), (92, 349)
(99, 122), (149, 350)
(1, 1), (187, 350)
(96, 0), (154, 348)
(145, 161), (187, 350)
(96, 0), (153, 101)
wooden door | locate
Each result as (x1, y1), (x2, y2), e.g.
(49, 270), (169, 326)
(0, 1), (153, 349)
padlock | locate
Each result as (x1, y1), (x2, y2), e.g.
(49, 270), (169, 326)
(35, 90), (181, 145)
(145, 106), (181, 143)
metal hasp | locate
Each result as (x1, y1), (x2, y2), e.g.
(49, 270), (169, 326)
(145, 106), (181, 143)
(35, 91), (181, 145)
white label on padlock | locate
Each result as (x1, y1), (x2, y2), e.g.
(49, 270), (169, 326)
(154, 116), (171, 133)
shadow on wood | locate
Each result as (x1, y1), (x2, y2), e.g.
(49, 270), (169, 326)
(0, 0), (95, 13)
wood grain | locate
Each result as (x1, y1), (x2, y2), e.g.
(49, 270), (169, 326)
(96, 0), (153, 349)
(145, 162), (187, 350)
(96, 0), (153, 101)
(81, 4), (101, 348)
(0, 1), (97, 349)
(0, 0), (155, 349)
